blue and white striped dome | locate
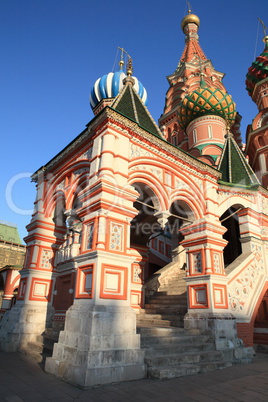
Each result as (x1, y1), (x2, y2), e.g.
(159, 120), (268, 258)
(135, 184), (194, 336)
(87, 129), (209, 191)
(90, 70), (148, 109)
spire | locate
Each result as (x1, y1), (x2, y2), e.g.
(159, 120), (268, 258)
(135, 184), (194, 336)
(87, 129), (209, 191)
(179, 9), (206, 64)
(111, 84), (162, 138)
(123, 57), (135, 86)
(218, 129), (260, 188)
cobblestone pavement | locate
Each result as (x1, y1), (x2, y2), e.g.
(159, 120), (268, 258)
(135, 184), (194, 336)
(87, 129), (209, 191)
(0, 351), (267, 401)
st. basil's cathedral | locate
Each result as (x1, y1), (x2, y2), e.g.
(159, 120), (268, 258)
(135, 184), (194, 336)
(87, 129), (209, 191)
(0, 7), (268, 388)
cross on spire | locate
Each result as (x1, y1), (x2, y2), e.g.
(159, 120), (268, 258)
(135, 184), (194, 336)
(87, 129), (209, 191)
(186, 1), (192, 13)
(258, 18), (267, 36)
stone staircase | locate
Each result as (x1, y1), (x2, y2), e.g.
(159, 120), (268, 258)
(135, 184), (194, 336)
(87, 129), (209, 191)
(23, 325), (61, 364)
(137, 261), (188, 328)
(136, 262), (253, 379)
(138, 326), (234, 379)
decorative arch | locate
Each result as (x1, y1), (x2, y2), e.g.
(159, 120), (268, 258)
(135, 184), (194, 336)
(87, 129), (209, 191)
(169, 199), (195, 222)
(128, 173), (168, 212)
(44, 161), (90, 215)
(11, 273), (21, 290)
(169, 191), (203, 220)
(218, 196), (253, 217)
(65, 174), (88, 210)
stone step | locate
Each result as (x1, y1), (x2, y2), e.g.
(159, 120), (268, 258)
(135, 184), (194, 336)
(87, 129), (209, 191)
(143, 342), (214, 357)
(144, 308), (185, 313)
(44, 327), (61, 340)
(146, 300), (187, 306)
(155, 292), (186, 296)
(22, 341), (52, 363)
(145, 349), (223, 366)
(138, 313), (184, 319)
(159, 284), (186, 287)
(140, 334), (210, 347)
(137, 326), (200, 336)
(158, 282), (186, 287)
(136, 318), (184, 328)
(27, 341), (43, 354)
(36, 335), (57, 351)
(157, 290), (186, 295)
(143, 304), (187, 312)
(36, 334), (59, 355)
(148, 294), (187, 302)
(147, 360), (232, 380)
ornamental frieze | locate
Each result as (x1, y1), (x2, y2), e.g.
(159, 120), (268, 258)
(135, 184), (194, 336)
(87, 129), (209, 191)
(131, 164), (162, 181)
(228, 244), (264, 314)
(130, 144), (152, 158)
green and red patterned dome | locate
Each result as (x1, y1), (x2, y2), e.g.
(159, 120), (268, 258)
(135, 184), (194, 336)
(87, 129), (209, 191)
(178, 83), (236, 129)
(246, 37), (268, 97)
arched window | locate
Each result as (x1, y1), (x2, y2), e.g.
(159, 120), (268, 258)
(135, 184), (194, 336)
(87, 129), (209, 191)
(193, 129), (197, 143)
(208, 125), (213, 139)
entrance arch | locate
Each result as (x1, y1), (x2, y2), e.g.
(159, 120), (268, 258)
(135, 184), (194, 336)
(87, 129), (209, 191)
(220, 205), (243, 267)
(130, 182), (169, 280)
(168, 200), (195, 267)
(130, 182), (161, 247)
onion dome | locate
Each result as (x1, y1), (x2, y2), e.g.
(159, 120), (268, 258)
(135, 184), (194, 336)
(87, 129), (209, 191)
(90, 70), (148, 110)
(246, 37), (268, 97)
(178, 83), (236, 129)
(181, 13), (200, 31)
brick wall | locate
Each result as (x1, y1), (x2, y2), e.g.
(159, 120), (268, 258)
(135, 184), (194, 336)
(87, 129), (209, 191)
(236, 322), (254, 346)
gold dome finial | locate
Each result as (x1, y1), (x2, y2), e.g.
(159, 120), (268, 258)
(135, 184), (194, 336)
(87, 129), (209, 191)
(181, 2), (200, 32)
(118, 47), (126, 70)
(123, 56), (135, 86)
(119, 59), (124, 70)
(126, 57), (133, 76)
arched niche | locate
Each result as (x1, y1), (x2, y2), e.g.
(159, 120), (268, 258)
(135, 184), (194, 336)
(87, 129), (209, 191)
(258, 135), (265, 147)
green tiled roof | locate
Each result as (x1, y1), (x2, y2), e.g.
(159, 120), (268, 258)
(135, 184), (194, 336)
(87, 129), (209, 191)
(111, 83), (162, 138)
(218, 133), (260, 188)
(0, 222), (22, 244)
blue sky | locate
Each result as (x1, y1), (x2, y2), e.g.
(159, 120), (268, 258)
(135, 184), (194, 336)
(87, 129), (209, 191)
(0, 0), (268, 242)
